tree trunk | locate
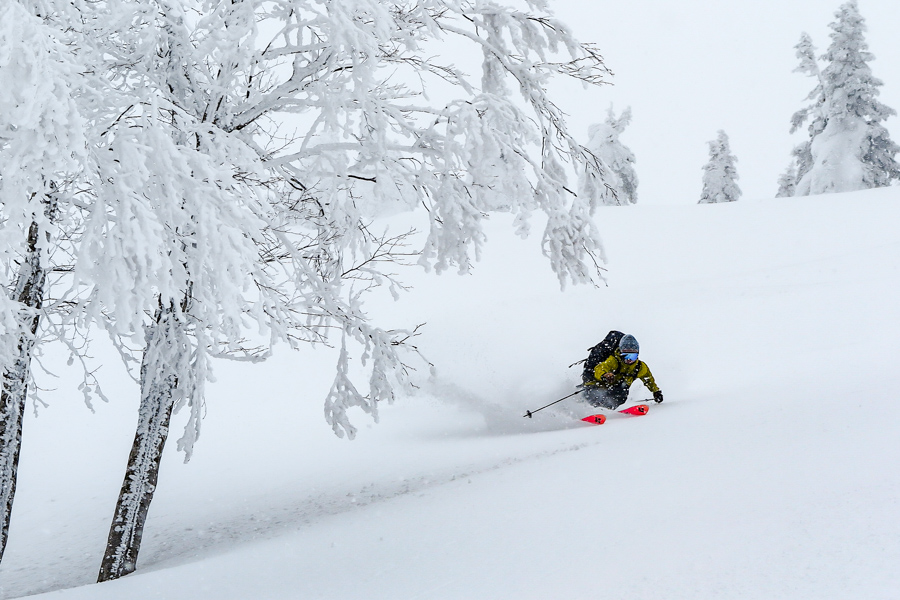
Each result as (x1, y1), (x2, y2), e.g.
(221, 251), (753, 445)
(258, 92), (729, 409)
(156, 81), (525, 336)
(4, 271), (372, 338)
(0, 221), (45, 562)
(97, 302), (187, 581)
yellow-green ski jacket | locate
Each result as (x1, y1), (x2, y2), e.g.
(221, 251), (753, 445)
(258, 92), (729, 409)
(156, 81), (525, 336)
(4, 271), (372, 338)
(591, 352), (660, 393)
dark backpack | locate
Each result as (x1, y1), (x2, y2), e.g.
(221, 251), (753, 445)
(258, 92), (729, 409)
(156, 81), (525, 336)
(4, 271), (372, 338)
(580, 330), (625, 383)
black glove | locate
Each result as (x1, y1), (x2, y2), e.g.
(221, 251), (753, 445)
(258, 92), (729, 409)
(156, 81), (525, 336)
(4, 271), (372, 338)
(653, 390), (664, 403)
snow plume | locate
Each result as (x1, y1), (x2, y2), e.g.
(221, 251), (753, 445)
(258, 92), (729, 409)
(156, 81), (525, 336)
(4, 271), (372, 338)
(786, 1), (900, 196)
(424, 380), (520, 434)
(699, 130), (741, 204)
(420, 377), (588, 436)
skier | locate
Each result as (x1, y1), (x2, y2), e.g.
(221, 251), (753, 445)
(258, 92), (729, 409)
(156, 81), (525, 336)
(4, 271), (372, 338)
(582, 334), (663, 409)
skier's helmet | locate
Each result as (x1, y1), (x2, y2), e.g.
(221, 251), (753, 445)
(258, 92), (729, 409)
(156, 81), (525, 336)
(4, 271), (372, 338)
(618, 334), (640, 354)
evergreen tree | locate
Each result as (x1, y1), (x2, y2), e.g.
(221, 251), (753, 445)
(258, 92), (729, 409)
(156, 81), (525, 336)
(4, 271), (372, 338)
(776, 163), (798, 198)
(787, 33), (826, 192)
(699, 131), (741, 204)
(582, 107), (638, 205)
(788, 1), (900, 195)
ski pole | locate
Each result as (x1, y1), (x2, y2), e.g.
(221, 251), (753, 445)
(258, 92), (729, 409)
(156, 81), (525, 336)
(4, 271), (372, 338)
(523, 388), (584, 418)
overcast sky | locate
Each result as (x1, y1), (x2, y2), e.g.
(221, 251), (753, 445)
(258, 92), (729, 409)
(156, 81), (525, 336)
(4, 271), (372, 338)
(546, 0), (900, 204)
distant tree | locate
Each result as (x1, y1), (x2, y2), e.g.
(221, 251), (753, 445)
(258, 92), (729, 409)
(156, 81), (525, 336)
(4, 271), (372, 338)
(776, 163), (798, 198)
(786, 33), (826, 192)
(699, 131), (741, 204)
(786, 1), (900, 195)
(582, 107), (638, 205)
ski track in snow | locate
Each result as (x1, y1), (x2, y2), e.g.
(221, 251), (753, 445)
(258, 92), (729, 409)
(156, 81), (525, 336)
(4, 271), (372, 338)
(133, 393), (658, 576)
(142, 439), (599, 569)
(1, 432), (604, 599)
(0, 375), (618, 599)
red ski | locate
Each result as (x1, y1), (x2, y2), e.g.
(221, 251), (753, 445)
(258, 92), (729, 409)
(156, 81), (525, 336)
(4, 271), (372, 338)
(581, 414), (607, 425)
(581, 404), (650, 425)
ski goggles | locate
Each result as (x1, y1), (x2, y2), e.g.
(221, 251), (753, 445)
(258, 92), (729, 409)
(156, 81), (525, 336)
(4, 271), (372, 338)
(622, 352), (639, 363)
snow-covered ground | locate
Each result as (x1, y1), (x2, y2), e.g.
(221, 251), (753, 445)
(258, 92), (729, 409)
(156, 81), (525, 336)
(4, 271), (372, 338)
(2, 188), (899, 599)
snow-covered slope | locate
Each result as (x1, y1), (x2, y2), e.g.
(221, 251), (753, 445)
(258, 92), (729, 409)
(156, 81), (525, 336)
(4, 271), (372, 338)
(2, 189), (899, 599)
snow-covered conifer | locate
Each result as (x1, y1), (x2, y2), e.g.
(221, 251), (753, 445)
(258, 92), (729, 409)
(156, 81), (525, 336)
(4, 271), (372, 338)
(699, 131), (741, 204)
(582, 107), (638, 205)
(776, 163), (798, 198)
(787, 2), (900, 195)
(785, 33), (827, 191)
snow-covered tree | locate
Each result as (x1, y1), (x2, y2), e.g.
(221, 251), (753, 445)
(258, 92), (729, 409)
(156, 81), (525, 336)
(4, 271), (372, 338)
(75, 0), (614, 581)
(786, 1), (900, 195)
(776, 163), (798, 198)
(0, 0), (89, 562)
(787, 33), (827, 191)
(699, 130), (741, 204)
(582, 106), (637, 205)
